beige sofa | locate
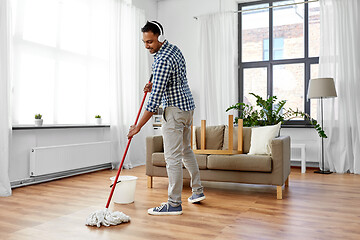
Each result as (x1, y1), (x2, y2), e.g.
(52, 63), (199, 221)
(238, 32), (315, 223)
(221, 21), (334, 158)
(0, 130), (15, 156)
(146, 125), (291, 199)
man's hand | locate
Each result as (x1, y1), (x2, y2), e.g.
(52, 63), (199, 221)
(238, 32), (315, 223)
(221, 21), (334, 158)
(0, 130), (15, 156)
(144, 83), (153, 93)
(127, 125), (141, 139)
(127, 110), (154, 139)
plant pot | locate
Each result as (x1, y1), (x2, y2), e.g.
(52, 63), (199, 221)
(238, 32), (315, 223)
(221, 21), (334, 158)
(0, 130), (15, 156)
(35, 119), (43, 126)
(95, 118), (102, 125)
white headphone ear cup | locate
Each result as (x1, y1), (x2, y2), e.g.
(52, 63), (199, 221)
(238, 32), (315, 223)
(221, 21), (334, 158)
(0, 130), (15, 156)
(158, 35), (165, 43)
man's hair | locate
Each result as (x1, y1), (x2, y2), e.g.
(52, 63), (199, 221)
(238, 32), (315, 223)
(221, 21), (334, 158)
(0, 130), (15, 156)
(141, 21), (164, 35)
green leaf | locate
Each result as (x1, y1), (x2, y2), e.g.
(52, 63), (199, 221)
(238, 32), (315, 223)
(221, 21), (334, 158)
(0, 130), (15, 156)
(227, 93), (328, 139)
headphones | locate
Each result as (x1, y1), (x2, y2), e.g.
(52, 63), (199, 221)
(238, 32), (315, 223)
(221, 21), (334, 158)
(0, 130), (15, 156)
(150, 21), (165, 43)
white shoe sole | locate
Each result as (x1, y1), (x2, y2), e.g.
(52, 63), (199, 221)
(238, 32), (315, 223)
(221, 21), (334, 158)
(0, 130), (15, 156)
(147, 208), (183, 216)
(188, 195), (206, 203)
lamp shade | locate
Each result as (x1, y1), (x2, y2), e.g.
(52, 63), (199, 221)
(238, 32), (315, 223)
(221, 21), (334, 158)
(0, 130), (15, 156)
(307, 78), (337, 99)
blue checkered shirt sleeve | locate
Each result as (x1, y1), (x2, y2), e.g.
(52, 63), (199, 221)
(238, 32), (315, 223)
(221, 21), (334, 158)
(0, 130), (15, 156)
(146, 59), (171, 113)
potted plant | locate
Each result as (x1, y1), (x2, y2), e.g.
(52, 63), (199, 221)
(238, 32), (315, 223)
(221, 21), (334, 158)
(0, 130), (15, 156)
(95, 115), (102, 124)
(34, 113), (43, 126)
(226, 93), (327, 138)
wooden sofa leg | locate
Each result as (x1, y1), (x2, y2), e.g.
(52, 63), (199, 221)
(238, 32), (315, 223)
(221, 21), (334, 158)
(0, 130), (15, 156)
(147, 176), (153, 188)
(277, 186), (283, 200)
(285, 177), (289, 188)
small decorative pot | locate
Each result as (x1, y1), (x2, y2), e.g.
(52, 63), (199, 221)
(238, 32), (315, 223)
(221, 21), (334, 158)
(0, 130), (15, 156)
(95, 118), (102, 125)
(35, 119), (43, 126)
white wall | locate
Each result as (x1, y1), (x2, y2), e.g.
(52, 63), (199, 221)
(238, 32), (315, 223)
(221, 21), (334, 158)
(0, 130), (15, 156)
(10, 127), (111, 182)
(281, 128), (320, 167)
(157, 0), (320, 167)
(132, 0), (158, 20)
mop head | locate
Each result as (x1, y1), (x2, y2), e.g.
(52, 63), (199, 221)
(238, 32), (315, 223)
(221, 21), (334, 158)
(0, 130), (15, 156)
(85, 208), (130, 227)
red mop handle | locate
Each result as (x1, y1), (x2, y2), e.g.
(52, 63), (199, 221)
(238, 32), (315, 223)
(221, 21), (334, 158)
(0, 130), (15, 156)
(106, 74), (153, 209)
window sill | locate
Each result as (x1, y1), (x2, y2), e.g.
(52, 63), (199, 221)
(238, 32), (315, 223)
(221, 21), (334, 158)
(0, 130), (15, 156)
(12, 124), (110, 130)
(281, 124), (314, 129)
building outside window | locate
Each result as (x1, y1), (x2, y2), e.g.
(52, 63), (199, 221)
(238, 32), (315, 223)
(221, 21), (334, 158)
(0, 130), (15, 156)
(263, 38), (284, 60)
(239, 0), (320, 124)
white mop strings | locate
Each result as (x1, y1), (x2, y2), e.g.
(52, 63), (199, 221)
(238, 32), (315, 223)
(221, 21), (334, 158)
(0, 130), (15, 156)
(86, 208), (130, 227)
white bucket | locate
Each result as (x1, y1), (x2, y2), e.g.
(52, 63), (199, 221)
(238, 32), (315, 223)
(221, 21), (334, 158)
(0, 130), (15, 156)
(110, 175), (138, 204)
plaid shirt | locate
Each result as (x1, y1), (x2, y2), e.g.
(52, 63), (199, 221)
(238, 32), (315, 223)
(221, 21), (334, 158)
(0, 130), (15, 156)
(146, 40), (195, 113)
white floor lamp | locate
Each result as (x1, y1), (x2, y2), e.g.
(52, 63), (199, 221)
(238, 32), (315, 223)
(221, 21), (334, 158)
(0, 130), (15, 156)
(307, 78), (337, 174)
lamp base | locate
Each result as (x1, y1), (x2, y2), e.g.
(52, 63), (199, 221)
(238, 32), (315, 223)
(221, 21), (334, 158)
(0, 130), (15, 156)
(314, 170), (333, 174)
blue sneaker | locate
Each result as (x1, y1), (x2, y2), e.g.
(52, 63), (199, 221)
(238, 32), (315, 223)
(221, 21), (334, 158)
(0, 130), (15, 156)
(188, 193), (206, 203)
(148, 203), (183, 215)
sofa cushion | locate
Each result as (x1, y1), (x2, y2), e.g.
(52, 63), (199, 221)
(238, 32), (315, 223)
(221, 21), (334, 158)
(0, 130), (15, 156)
(195, 125), (225, 150)
(207, 154), (272, 172)
(152, 153), (208, 170)
(222, 126), (252, 153)
(248, 123), (281, 155)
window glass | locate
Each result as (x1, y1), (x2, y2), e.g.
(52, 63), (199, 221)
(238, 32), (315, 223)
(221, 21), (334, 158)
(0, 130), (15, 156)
(264, 38), (284, 60)
(263, 39), (269, 60)
(273, 38), (284, 59)
(242, 4), (269, 62)
(12, 0), (110, 124)
(273, 0), (304, 59)
(59, 0), (90, 55)
(14, 53), (55, 124)
(22, 0), (58, 47)
(57, 60), (87, 124)
(243, 67), (267, 109)
(309, 1), (320, 57)
(273, 63), (304, 118)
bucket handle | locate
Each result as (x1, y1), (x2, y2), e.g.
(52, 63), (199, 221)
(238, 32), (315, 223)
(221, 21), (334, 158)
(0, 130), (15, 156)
(110, 180), (121, 188)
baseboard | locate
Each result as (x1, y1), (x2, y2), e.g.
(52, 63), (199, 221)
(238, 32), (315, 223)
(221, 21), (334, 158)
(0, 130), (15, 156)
(10, 163), (112, 188)
(291, 160), (319, 168)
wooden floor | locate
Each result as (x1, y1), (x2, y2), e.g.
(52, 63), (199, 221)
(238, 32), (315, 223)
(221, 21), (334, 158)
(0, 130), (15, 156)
(1, 166), (360, 240)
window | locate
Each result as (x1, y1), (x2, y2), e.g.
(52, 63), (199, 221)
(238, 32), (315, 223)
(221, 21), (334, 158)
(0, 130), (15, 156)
(243, 67), (268, 108)
(12, 0), (111, 124)
(263, 38), (284, 60)
(242, 3), (270, 62)
(239, 0), (320, 124)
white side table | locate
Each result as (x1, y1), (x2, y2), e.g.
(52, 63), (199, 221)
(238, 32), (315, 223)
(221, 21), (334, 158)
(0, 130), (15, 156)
(291, 144), (306, 173)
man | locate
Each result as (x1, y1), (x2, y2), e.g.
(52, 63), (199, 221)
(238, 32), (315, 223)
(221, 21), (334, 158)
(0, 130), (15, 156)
(127, 21), (205, 215)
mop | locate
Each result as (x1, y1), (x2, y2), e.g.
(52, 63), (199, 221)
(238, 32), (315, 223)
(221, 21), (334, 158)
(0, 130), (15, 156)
(86, 75), (153, 227)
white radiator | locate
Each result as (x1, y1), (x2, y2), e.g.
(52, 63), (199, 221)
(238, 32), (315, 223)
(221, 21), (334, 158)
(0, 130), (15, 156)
(30, 141), (111, 176)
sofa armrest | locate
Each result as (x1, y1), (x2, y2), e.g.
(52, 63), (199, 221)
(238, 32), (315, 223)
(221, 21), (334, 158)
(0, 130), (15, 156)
(270, 135), (291, 185)
(146, 135), (164, 176)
